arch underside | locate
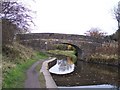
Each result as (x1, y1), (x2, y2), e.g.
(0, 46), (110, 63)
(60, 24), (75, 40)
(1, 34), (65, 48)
(62, 43), (82, 59)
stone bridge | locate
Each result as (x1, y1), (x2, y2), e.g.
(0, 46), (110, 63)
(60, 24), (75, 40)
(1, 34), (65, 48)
(16, 33), (105, 59)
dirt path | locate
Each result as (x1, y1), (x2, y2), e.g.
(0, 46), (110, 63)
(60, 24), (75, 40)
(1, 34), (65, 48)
(24, 60), (44, 88)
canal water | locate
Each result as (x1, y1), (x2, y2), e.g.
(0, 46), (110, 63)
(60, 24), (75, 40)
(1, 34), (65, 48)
(49, 56), (120, 89)
(49, 57), (75, 74)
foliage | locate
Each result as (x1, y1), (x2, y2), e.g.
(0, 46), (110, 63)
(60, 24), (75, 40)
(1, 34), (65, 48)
(53, 44), (68, 50)
(88, 54), (118, 66)
(48, 50), (77, 63)
(90, 54), (118, 60)
(2, 43), (48, 88)
(95, 41), (118, 55)
(2, 42), (35, 79)
(53, 44), (75, 50)
(87, 41), (119, 65)
(114, 1), (120, 27)
(1, 1), (35, 44)
(3, 59), (36, 88)
(35, 60), (46, 88)
(84, 28), (107, 38)
(3, 55), (47, 88)
(67, 45), (75, 50)
(2, 42), (35, 63)
(107, 29), (119, 41)
(1, 1), (35, 32)
(35, 52), (48, 60)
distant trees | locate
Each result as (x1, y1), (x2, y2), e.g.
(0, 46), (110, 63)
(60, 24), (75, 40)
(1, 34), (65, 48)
(114, 1), (120, 29)
(1, 1), (35, 44)
(84, 28), (106, 38)
(107, 29), (119, 41)
(114, 1), (120, 60)
(112, 1), (120, 42)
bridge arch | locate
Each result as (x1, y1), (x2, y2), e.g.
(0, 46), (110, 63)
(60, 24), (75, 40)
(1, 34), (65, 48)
(62, 43), (83, 60)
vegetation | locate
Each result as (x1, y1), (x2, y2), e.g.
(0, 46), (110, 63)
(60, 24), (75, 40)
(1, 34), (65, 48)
(107, 29), (119, 41)
(114, 1), (120, 28)
(84, 28), (107, 38)
(48, 50), (77, 63)
(53, 44), (68, 50)
(86, 41), (118, 65)
(35, 64), (46, 88)
(90, 54), (118, 60)
(39, 72), (46, 88)
(2, 42), (48, 88)
(1, 1), (35, 45)
(83, 27), (119, 65)
(1, 1), (35, 32)
(1, 0), (120, 88)
(106, 1), (120, 41)
(1, 1), (48, 88)
(3, 59), (36, 88)
(52, 44), (75, 50)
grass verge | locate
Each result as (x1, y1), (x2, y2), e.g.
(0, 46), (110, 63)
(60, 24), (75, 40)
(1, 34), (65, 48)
(2, 52), (48, 88)
(35, 65), (46, 88)
(3, 59), (36, 88)
(35, 59), (46, 88)
(39, 72), (46, 88)
(86, 54), (119, 65)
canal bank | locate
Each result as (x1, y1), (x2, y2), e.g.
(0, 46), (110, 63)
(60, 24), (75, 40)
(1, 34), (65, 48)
(52, 61), (119, 87)
(40, 58), (58, 88)
(41, 56), (119, 90)
(47, 55), (119, 88)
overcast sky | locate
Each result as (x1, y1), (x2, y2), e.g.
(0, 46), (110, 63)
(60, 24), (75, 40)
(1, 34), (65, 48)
(25, 0), (119, 35)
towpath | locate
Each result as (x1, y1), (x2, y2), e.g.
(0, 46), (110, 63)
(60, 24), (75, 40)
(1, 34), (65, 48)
(24, 60), (44, 88)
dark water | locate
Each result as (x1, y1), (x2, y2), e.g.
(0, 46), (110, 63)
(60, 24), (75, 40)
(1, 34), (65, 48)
(49, 57), (120, 89)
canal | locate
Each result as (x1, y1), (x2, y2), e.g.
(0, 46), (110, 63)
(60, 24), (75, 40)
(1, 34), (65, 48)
(48, 56), (120, 89)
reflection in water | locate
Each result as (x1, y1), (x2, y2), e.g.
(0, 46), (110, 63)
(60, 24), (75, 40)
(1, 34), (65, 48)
(58, 60), (72, 72)
(49, 57), (75, 74)
(50, 57), (119, 89)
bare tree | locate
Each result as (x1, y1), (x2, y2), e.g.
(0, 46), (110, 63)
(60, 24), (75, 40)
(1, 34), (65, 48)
(114, 1), (120, 29)
(84, 28), (107, 38)
(1, 0), (35, 44)
(1, 0), (35, 33)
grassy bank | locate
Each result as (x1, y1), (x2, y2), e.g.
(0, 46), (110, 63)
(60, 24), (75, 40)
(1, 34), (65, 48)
(3, 58), (36, 88)
(2, 42), (48, 88)
(47, 50), (77, 63)
(3, 53), (48, 88)
(86, 54), (119, 66)
(48, 50), (119, 66)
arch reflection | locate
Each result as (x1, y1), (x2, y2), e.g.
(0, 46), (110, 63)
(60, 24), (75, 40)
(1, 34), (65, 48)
(49, 57), (75, 74)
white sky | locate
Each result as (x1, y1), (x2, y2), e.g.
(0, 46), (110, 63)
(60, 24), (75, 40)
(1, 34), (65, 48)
(25, 0), (119, 35)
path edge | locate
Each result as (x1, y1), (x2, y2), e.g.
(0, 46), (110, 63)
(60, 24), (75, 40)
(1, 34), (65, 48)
(40, 58), (58, 88)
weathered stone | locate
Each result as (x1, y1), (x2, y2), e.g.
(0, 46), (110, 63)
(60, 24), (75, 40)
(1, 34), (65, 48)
(16, 33), (104, 59)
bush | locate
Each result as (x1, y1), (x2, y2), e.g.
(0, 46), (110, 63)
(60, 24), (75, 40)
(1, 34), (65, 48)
(54, 44), (68, 50)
